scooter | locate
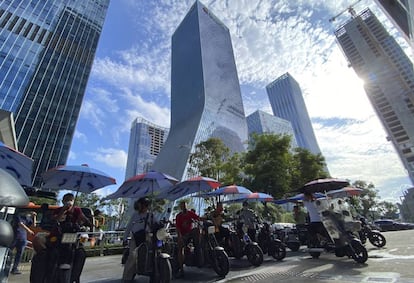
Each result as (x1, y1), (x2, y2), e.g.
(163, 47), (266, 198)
(307, 198), (368, 264)
(122, 221), (172, 283)
(0, 219), (13, 282)
(359, 217), (386, 248)
(30, 230), (88, 283)
(229, 222), (263, 266)
(257, 222), (286, 260)
(166, 220), (229, 278)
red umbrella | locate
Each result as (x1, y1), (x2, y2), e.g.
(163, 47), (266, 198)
(159, 176), (221, 200)
(207, 185), (252, 195)
(326, 187), (363, 198)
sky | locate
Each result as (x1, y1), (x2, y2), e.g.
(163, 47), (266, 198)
(67, 0), (414, 203)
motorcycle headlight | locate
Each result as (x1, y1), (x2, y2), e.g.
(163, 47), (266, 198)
(156, 228), (169, 241)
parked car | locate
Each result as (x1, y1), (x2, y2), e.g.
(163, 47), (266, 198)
(373, 219), (414, 232)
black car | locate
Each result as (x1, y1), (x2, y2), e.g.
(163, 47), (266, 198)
(373, 219), (412, 232)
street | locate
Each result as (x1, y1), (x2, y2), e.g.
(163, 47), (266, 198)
(9, 229), (414, 283)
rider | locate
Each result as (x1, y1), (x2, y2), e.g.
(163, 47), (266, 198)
(210, 202), (230, 247)
(175, 200), (201, 277)
(53, 193), (93, 269)
(303, 191), (330, 245)
(238, 201), (258, 242)
(122, 197), (152, 282)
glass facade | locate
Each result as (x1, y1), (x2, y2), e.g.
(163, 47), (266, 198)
(335, 8), (414, 184)
(152, 1), (248, 180)
(0, 0), (109, 186)
(125, 117), (169, 180)
(266, 72), (322, 156)
(246, 110), (298, 150)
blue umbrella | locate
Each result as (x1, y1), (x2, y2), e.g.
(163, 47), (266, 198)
(223, 192), (274, 203)
(104, 170), (178, 200)
(205, 185), (252, 196)
(274, 192), (325, 204)
(0, 141), (33, 186)
(41, 164), (116, 193)
(159, 176), (221, 201)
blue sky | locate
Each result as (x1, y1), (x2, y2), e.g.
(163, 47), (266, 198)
(67, 0), (413, 203)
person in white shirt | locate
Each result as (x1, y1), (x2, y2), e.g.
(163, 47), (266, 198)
(303, 191), (330, 244)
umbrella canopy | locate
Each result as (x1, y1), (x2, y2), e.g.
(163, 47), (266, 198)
(41, 164), (116, 193)
(223, 192), (274, 203)
(274, 192), (325, 204)
(104, 171), (178, 200)
(0, 141), (33, 186)
(159, 176), (221, 201)
(0, 168), (29, 207)
(206, 185), (252, 196)
(326, 187), (363, 198)
(299, 178), (350, 193)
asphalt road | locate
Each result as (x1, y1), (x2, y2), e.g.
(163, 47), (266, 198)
(9, 229), (414, 283)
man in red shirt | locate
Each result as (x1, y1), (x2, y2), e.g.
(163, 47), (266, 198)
(175, 200), (200, 277)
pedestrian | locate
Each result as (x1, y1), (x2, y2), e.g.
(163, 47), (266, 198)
(10, 211), (36, 274)
(293, 204), (307, 225)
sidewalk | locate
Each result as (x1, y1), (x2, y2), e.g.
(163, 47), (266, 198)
(8, 261), (30, 283)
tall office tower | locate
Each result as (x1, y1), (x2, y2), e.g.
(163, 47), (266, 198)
(266, 72), (323, 156)
(334, 8), (414, 183)
(152, 1), (248, 180)
(124, 117), (169, 221)
(125, 117), (169, 180)
(0, 0), (110, 186)
(246, 110), (298, 150)
(374, 0), (414, 51)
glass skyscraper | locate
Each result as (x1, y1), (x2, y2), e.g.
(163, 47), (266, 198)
(266, 72), (322, 156)
(152, 1), (248, 180)
(246, 110), (298, 149)
(335, 8), (414, 184)
(125, 117), (169, 180)
(0, 0), (109, 186)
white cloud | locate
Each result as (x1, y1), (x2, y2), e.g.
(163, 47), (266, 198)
(88, 148), (128, 169)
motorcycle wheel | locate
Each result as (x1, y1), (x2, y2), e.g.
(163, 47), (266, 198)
(150, 257), (172, 283)
(287, 241), (300, 252)
(369, 232), (386, 248)
(212, 250), (229, 277)
(230, 233), (243, 259)
(309, 251), (321, 259)
(350, 241), (368, 264)
(247, 245), (264, 267)
(270, 242), (286, 261)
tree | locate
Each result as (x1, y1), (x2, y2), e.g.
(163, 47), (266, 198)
(243, 133), (293, 199)
(290, 147), (329, 191)
(351, 180), (379, 220)
(377, 201), (399, 219)
(72, 192), (101, 211)
(188, 138), (230, 181)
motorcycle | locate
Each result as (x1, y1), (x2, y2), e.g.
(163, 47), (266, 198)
(30, 230), (89, 283)
(307, 198), (368, 264)
(122, 221), (172, 283)
(359, 217), (386, 248)
(226, 222), (263, 266)
(257, 222), (286, 260)
(166, 220), (229, 278)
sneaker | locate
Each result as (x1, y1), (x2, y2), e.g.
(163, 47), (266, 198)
(59, 263), (71, 269)
(11, 269), (22, 275)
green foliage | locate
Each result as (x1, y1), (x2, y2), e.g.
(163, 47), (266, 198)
(243, 133), (293, 199)
(290, 148), (329, 190)
(72, 192), (101, 211)
(29, 196), (56, 205)
(188, 138), (230, 180)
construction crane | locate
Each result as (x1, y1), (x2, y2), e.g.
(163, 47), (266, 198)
(329, 0), (362, 23)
